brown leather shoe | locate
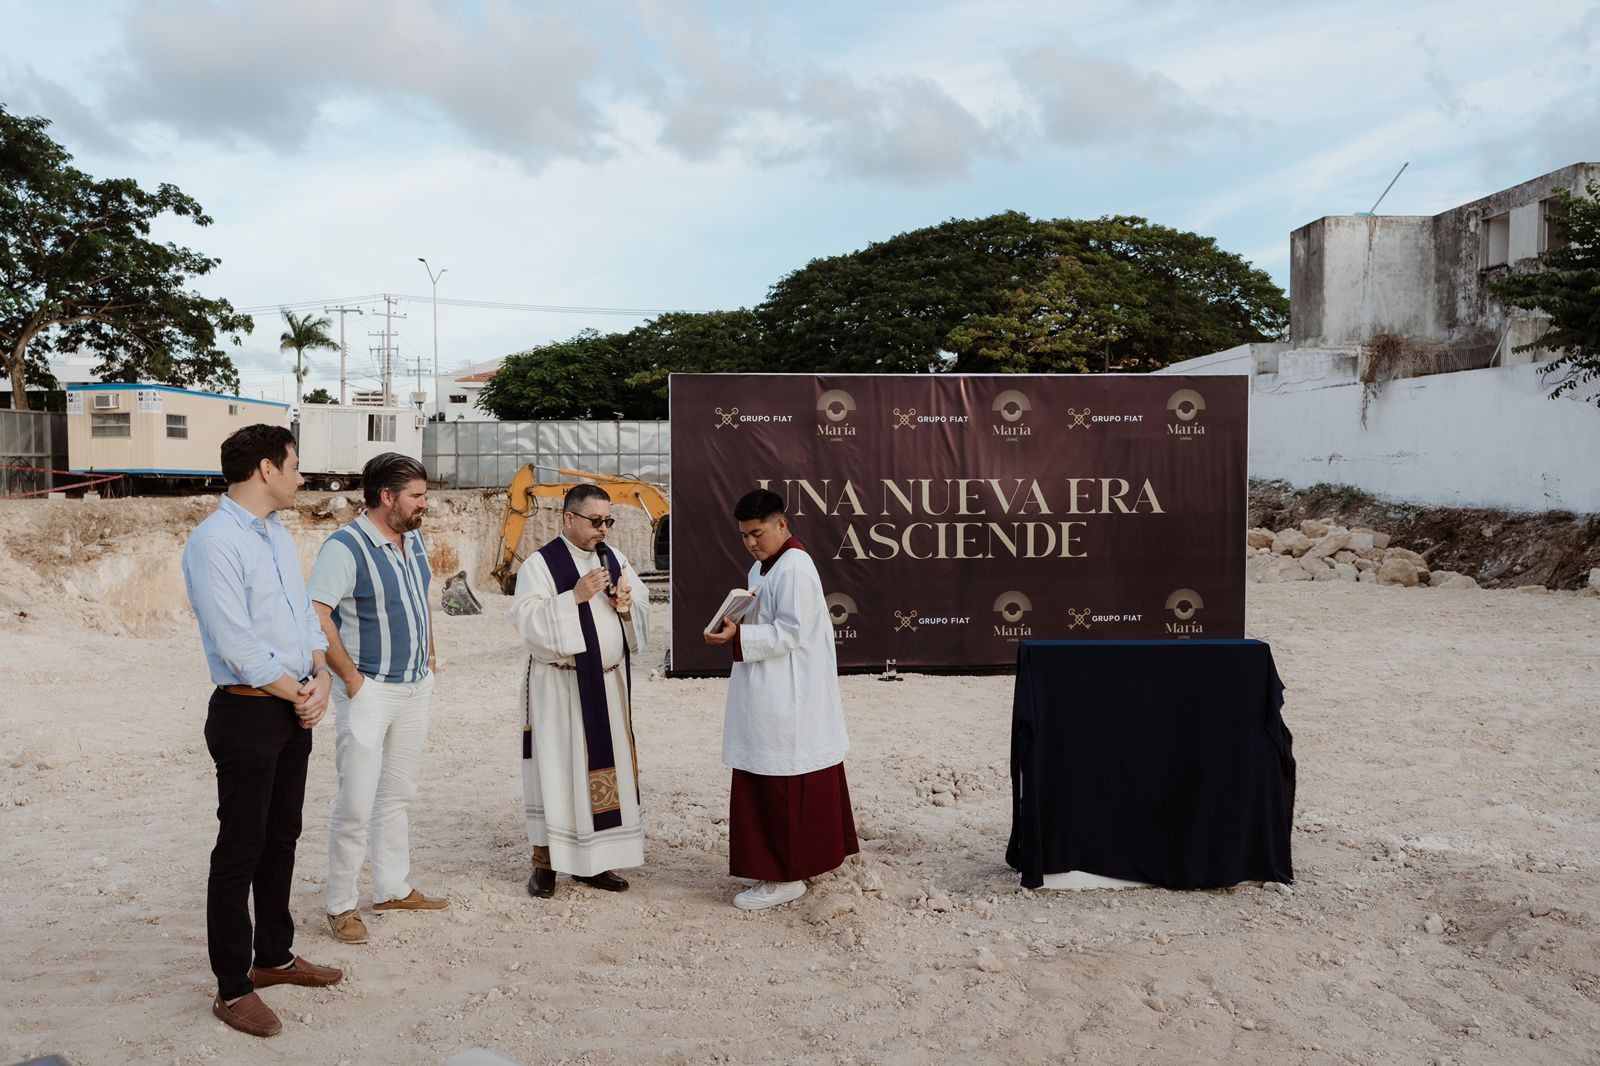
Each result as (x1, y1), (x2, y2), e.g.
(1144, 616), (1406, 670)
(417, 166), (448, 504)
(327, 909), (369, 944)
(527, 867), (556, 898)
(213, 992), (282, 1037)
(573, 869), (629, 892)
(372, 889), (449, 911)
(250, 955), (344, 988)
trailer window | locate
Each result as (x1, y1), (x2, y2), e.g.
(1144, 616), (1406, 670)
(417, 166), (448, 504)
(91, 413), (131, 438)
(368, 414), (396, 442)
(166, 414), (189, 439)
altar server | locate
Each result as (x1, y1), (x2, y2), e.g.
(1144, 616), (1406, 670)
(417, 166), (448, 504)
(706, 488), (858, 910)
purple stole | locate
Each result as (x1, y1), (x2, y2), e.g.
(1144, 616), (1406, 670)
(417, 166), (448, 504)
(524, 537), (631, 832)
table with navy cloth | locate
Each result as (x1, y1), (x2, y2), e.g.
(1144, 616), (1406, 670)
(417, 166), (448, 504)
(1006, 639), (1296, 890)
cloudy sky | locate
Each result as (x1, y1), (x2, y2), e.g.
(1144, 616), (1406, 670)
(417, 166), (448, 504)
(3, 0), (1595, 402)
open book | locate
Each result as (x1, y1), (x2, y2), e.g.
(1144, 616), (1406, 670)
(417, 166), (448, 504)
(704, 588), (757, 635)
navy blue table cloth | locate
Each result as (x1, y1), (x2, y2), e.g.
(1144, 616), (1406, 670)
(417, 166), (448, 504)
(1006, 639), (1295, 890)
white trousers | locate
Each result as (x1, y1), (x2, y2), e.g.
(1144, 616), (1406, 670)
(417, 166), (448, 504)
(325, 672), (434, 915)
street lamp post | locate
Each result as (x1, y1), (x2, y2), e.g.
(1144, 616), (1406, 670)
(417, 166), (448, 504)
(418, 258), (447, 420)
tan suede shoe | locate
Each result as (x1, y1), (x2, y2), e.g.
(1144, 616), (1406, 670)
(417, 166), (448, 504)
(327, 909), (369, 944)
(372, 889), (449, 911)
(213, 992), (281, 1038)
(250, 955), (344, 988)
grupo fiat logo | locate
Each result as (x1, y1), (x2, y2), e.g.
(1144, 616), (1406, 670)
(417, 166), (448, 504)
(817, 389), (856, 423)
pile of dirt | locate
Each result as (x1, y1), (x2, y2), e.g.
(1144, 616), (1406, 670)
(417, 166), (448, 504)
(1249, 480), (1600, 590)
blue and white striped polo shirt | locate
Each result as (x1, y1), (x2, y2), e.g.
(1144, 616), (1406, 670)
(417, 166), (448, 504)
(307, 514), (433, 683)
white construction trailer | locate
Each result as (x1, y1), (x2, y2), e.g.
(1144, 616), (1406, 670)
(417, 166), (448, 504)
(66, 385), (425, 493)
(294, 403), (427, 491)
(67, 384), (290, 491)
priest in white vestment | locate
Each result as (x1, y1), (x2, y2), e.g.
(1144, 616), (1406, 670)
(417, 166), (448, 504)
(512, 484), (649, 898)
(706, 488), (858, 911)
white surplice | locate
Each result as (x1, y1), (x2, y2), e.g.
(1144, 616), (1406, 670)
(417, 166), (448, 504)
(723, 546), (849, 777)
(512, 536), (649, 876)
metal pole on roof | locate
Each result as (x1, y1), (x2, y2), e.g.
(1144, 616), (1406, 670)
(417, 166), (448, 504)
(1366, 162), (1409, 216)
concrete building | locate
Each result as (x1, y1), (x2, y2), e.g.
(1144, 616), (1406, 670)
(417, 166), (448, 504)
(1158, 163), (1600, 513)
(0, 352), (104, 410)
(433, 357), (504, 422)
(1289, 161), (1598, 370)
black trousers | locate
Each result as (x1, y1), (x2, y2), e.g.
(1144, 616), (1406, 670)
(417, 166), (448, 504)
(204, 690), (312, 1000)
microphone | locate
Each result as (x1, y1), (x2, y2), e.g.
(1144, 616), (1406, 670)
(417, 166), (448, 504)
(595, 541), (615, 595)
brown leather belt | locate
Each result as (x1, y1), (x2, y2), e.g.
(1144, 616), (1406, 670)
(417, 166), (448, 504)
(219, 685), (276, 698)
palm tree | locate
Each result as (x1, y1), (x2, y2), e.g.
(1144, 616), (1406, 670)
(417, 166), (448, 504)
(279, 308), (338, 403)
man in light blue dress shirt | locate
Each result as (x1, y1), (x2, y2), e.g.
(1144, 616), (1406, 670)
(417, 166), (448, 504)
(181, 423), (343, 1039)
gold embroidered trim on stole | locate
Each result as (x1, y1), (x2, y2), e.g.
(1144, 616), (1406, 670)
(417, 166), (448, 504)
(588, 768), (621, 814)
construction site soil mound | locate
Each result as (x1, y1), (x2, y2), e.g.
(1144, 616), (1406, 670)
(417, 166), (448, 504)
(1249, 480), (1600, 591)
(0, 491), (656, 638)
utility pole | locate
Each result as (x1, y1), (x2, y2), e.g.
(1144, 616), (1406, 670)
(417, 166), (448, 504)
(324, 304), (365, 405)
(418, 259), (447, 421)
(379, 295), (407, 406)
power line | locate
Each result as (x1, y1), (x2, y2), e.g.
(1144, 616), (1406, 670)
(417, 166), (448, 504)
(236, 293), (704, 318)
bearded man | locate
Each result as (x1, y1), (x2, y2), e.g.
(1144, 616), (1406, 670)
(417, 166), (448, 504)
(308, 452), (448, 944)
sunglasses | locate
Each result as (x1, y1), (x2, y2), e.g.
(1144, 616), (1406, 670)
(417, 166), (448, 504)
(567, 511), (616, 529)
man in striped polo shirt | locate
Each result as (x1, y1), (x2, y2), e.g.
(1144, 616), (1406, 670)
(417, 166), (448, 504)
(308, 452), (448, 944)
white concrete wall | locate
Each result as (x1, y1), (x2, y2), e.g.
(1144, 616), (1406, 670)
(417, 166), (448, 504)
(1158, 356), (1600, 512)
(1324, 216), (1436, 345)
(1259, 363), (1600, 511)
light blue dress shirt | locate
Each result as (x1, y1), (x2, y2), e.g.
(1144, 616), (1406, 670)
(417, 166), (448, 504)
(182, 494), (328, 688)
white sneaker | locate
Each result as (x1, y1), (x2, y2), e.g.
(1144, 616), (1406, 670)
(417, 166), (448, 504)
(733, 880), (807, 911)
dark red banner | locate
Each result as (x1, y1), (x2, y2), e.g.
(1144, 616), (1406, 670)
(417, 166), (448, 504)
(669, 374), (1245, 674)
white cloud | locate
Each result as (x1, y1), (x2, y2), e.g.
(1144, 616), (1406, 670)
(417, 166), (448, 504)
(1006, 37), (1234, 155)
(101, 0), (622, 165)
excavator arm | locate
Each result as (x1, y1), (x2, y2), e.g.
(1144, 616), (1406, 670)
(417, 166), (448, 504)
(490, 466), (670, 594)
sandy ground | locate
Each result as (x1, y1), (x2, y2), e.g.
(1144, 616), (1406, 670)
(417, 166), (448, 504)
(2, 497), (1599, 1065)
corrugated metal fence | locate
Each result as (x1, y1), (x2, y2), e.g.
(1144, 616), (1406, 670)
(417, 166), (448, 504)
(0, 409), (68, 497)
(423, 420), (670, 489)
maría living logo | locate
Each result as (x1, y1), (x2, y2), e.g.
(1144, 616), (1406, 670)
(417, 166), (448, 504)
(991, 389), (1032, 438)
(993, 590), (1033, 639)
(1164, 587), (1205, 636)
(816, 389), (858, 438)
(1166, 389), (1207, 440)
(826, 593), (858, 642)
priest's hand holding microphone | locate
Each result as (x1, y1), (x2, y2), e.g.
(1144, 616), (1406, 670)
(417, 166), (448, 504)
(573, 542), (632, 618)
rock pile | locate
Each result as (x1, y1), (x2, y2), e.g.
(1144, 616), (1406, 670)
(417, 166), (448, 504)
(1246, 518), (1480, 588)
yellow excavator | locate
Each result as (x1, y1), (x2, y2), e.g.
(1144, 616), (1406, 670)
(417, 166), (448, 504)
(491, 466), (671, 594)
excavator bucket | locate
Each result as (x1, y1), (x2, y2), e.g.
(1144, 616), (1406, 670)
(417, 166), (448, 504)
(441, 571), (484, 616)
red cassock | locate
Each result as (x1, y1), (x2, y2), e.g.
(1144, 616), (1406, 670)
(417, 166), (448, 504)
(728, 763), (859, 882)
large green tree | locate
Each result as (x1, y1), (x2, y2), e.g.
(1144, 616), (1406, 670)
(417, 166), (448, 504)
(278, 308), (337, 403)
(476, 329), (638, 420)
(0, 105), (252, 410)
(1491, 179), (1600, 406)
(758, 211), (1288, 375)
(622, 309), (767, 411)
